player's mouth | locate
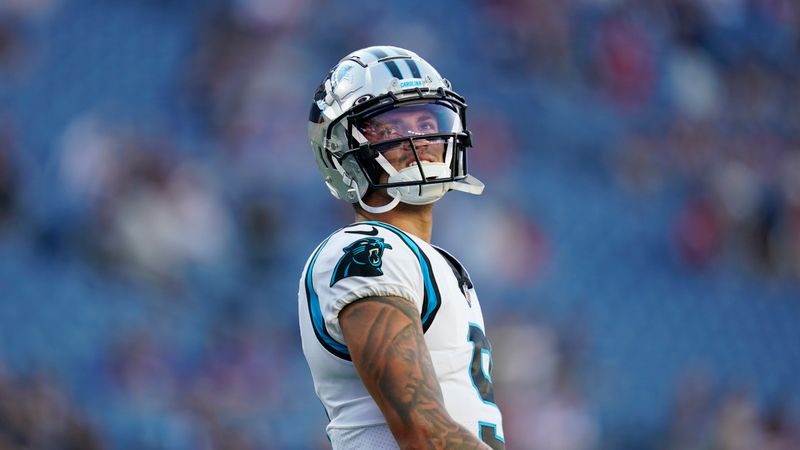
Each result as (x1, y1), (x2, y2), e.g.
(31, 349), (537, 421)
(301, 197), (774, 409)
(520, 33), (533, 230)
(408, 157), (439, 167)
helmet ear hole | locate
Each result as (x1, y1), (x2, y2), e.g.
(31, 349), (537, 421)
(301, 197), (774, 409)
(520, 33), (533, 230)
(354, 95), (372, 105)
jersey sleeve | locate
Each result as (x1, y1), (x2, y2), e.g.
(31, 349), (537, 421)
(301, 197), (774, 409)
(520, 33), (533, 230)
(306, 224), (424, 345)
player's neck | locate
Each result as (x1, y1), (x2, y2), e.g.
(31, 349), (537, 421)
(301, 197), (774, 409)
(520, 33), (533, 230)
(355, 203), (434, 243)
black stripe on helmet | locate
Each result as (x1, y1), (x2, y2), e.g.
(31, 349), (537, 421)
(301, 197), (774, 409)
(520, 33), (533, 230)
(383, 60), (404, 79)
(405, 59), (421, 78)
(367, 48), (389, 60)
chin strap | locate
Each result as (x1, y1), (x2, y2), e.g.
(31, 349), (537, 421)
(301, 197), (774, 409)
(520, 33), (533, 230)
(449, 174), (485, 195)
(335, 151), (401, 213)
(349, 181), (401, 214)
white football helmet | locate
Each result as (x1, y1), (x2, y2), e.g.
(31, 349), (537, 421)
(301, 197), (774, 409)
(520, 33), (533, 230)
(308, 45), (484, 213)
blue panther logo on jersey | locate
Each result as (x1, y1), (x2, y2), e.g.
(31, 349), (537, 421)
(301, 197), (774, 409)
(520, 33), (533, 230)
(330, 237), (393, 287)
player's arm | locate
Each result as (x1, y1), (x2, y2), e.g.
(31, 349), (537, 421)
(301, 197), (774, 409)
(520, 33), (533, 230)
(339, 296), (490, 450)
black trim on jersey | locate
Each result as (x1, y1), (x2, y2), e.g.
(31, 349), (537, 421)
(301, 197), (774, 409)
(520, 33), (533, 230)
(361, 221), (442, 332)
(304, 231), (353, 361)
(419, 244), (441, 332)
(432, 246), (474, 295)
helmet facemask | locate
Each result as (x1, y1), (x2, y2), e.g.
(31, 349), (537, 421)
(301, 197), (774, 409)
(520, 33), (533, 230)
(331, 91), (475, 210)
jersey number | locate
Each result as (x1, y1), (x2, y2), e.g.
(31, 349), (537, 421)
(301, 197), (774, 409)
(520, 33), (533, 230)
(469, 325), (505, 450)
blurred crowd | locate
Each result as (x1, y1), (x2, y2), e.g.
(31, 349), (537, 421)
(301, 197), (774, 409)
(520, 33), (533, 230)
(483, 0), (800, 276)
(2, 0), (800, 448)
(494, 320), (800, 450)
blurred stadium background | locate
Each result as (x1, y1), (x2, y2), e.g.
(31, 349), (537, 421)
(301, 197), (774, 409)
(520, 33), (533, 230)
(1, 0), (800, 448)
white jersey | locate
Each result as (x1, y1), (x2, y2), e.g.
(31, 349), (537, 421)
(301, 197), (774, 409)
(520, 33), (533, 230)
(298, 221), (505, 449)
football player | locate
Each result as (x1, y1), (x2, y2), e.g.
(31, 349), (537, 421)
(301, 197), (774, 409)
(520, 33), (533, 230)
(299, 46), (504, 449)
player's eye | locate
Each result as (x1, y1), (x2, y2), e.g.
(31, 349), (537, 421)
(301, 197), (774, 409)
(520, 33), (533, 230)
(364, 123), (399, 141)
(377, 126), (397, 138)
(418, 121), (436, 132)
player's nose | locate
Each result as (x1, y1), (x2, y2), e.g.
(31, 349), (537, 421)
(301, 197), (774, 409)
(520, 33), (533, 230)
(415, 141), (442, 163)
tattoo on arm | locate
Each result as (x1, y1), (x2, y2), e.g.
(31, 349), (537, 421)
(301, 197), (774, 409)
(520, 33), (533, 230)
(340, 296), (490, 449)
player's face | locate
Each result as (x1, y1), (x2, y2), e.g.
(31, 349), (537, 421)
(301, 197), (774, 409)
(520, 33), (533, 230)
(359, 107), (446, 174)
